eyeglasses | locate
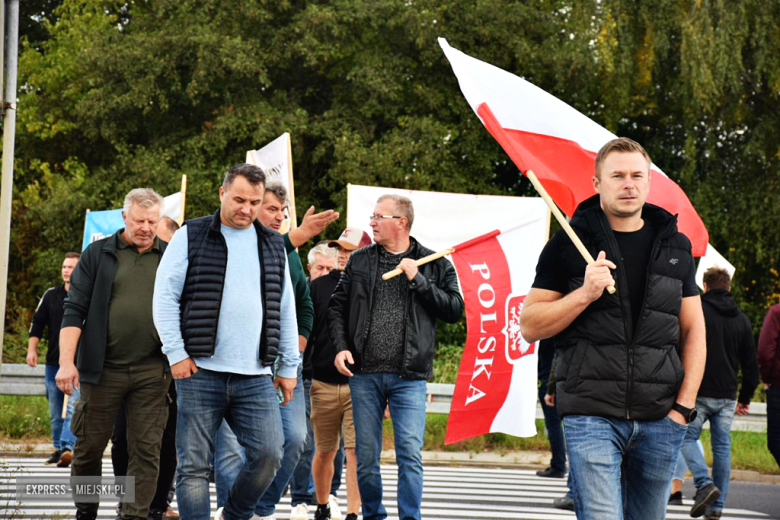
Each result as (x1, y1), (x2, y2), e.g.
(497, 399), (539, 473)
(369, 214), (402, 222)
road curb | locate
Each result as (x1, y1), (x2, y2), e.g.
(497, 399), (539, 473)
(4, 442), (778, 484)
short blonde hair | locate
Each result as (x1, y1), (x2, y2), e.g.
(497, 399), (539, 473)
(123, 188), (164, 216)
(595, 138), (651, 178)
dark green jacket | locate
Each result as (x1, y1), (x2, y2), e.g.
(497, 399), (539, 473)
(283, 234), (314, 340)
(61, 232), (167, 384)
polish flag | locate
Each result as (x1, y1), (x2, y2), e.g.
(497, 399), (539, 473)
(446, 216), (548, 443)
(439, 38), (709, 257)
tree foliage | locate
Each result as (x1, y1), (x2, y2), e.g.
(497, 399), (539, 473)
(3, 0), (780, 356)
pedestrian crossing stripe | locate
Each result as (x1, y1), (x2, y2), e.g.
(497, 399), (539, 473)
(0, 459), (770, 519)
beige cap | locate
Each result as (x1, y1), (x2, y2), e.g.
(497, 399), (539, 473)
(328, 227), (372, 251)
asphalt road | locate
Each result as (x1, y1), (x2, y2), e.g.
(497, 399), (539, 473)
(682, 479), (780, 519)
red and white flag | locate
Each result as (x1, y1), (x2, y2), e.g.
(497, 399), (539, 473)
(446, 216), (548, 444)
(439, 38), (709, 257)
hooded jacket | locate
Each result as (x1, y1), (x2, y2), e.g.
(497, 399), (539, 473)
(553, 196), (694, 421)
(699, 288), (759, 404)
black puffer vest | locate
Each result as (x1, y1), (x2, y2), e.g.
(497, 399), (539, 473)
(554, 197), (692, 421)
(180, 210), (287, 365)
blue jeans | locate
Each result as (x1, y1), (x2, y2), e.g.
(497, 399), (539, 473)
(350, 373), (426, 520)
(45, 364), (78, 451)
(289, 378), (345, 506)
(767, 386), (780, 468)
(681, 398), (736, 512)
(538, 379), (566, 473)
(673, 438), (704, 481)
(564, 415), (688, 520)
(214, 366), (307, 516)
(175, 370), (283, 520)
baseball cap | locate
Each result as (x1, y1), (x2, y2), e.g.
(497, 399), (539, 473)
(328, 227), (373, 251)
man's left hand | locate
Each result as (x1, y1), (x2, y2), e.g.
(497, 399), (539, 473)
(397, 258), (419, 281)
(667, 409), (687, 425)
(735, 403), (750, 416)
(274, 376), (296, 406)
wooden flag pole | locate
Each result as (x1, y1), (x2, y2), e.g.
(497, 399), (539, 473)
(525, 170), (616, 294)
(177, 175), (187, 226)
(62, 394), (68, 419)
(382, 248), (455, 281)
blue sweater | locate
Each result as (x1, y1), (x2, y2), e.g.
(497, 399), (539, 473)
(153, 223), (299, 377)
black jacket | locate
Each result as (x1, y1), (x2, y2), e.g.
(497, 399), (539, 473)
(62, 232), (167, 385)
(554, 196), (693, 421)
(699, 288), (759, 404)
(329, 238), (464, 380)
(180, 210), (287, 365)
(29, 285), (67, 366)
(309, 268), (346, 384)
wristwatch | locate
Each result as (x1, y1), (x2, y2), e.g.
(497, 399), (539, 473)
(672, 403), (698, 423)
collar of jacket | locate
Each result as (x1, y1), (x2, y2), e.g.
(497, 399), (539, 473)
(206, 208), (276, 238)
(570, 194), (679, 242)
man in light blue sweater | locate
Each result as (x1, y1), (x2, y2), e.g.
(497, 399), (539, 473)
(153, 164), (299, 520)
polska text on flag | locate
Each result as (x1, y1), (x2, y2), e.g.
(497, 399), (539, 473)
(446, 216), (548, 444)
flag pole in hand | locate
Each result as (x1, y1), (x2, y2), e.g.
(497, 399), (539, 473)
(382, 248), (455, 281)
(525, 169), (616, 294)
(62, 394), (68, 419)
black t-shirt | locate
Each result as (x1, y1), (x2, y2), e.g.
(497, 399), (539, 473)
(309, 269), (349, 385)
(29, 285), (67, 366)
(532, 221), (698, 331)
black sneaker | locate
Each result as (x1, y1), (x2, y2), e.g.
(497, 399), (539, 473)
(314, 504), (331, 520)
(148, 510), (164, 520)
(690, 483), (721, 518)
(345, 515), (358, 520)
(704, 510), (722, 520)
(669, 491), (683, 505)
(553, 494), (575, 511)
(536, 466), (565, 479)
(45, 449), (62, 465)
(57, 448), (73, 468)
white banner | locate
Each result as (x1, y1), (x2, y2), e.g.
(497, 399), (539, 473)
(346, 184), (550, 253)
(247, 133), (296, 234)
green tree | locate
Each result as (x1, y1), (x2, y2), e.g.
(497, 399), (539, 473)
(3, 0), (780, 358)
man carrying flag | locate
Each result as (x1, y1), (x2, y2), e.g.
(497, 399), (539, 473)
(521, 138), (707, 519)
(331, 194), (463, 520)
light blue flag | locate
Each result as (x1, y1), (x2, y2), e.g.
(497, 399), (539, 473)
(81, 209), (124, 251)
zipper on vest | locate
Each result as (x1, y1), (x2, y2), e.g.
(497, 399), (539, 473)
(211, 232), (229, 358)
(598, 215), (635, 420)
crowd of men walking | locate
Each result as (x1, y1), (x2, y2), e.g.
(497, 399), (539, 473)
(28, 163), (463, 520)
(26, 138), (780, 520)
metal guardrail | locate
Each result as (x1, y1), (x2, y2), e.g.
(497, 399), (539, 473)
(0, 363), (46, 395)
(426, 380), (768, 433)
(0, 364), (769, 432)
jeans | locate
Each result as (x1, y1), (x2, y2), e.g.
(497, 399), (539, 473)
(214, 366), (306, 516)
(681, 398), (736, 512)
(175, 369), (283, 520)
(350, 373), (426, 520)
(768, 386), (780, 468)
(564, 414), (688, 520)
(45, 364), (78, 451)
(673, 438), (704, 481)
(289, 378), (345, 506)
(538, 379), (566, 473)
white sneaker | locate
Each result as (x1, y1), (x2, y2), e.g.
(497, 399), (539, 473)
(328, 495), (343, 520)
(251, 515), (276, 520)
(289, 503), (310, 520)
(213, 507), (224, 520)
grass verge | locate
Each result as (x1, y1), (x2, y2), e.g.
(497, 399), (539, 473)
(2, 395), (778, 475)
